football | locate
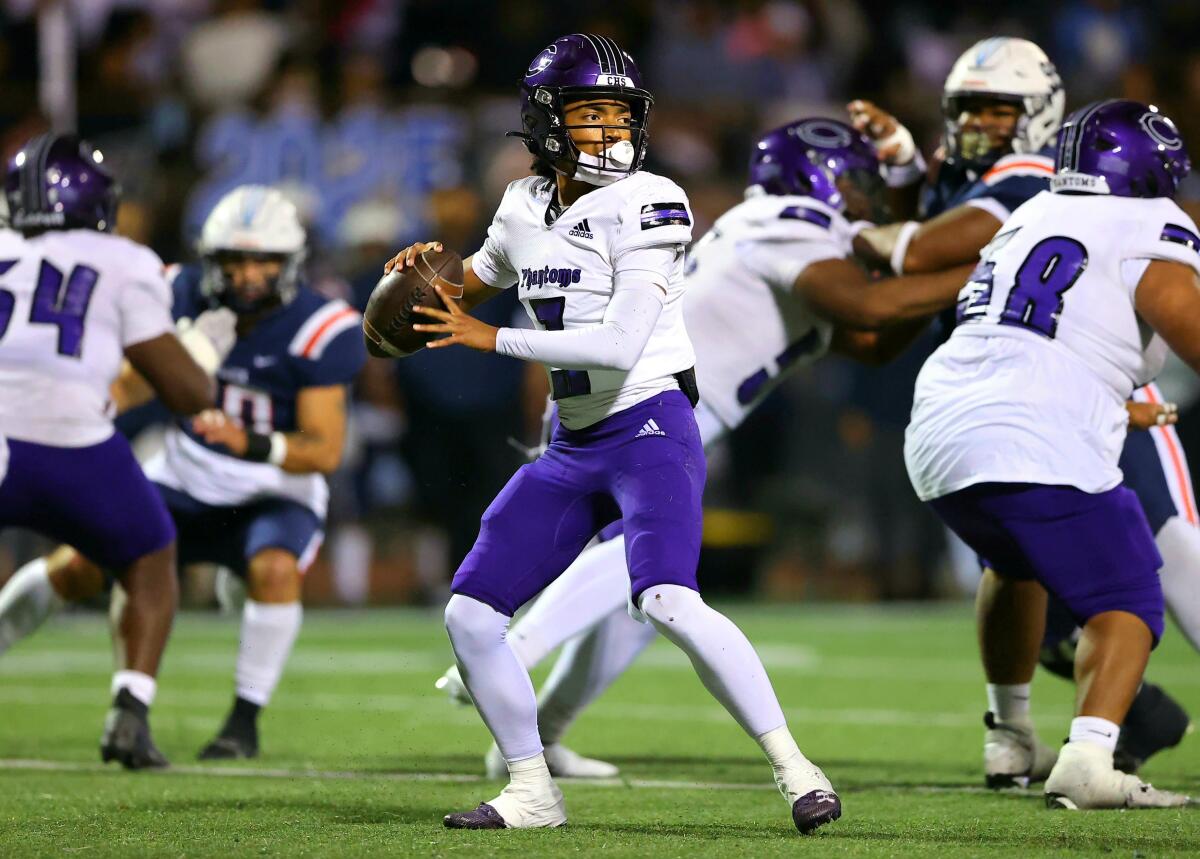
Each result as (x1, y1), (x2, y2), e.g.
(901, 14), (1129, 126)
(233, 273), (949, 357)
(362, 248), (465, 357)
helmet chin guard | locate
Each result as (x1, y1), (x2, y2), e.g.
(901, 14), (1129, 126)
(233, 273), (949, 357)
(511, 34), (653, 182)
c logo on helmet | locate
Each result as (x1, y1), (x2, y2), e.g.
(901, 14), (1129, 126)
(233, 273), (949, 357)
(794, 120), (853, 150)
(528, 44), (557, 76)
(1140, 111), (1182, 151)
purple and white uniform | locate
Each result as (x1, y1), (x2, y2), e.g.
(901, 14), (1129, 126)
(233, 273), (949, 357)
(0, 228), (176, 567)
(906, 191), (1200, 639)
(452, 171), (702, 615)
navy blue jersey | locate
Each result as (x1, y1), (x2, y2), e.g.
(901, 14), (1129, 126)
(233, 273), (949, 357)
(170, 264), (365, 442)
(921, 147), (1055, 221)
(138, 264), (367, 518)
(922, 148), (1055, 339)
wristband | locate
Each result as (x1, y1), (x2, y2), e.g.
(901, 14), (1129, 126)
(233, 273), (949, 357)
(882, 149), (927, 188)
(268, 431), (288, 467)
(874, 123), (917, 167)
(243, 431), (271, 463)
(890, 221), (920, 276)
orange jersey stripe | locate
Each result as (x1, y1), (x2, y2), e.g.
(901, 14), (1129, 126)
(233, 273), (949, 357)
(983, 160), (1055, 182)
(1142, 384), (1198, 525)
(300, 307), (357, 358)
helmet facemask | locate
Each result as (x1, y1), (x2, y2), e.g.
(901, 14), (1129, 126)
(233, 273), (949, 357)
(201, 248), (305, 316)
(517, 85), (653, 186)
(942, 94), (1026, 170)
(838, 168), (890, 224)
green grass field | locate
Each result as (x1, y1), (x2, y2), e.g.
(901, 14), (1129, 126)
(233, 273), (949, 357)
(0, 604), (1197, 857)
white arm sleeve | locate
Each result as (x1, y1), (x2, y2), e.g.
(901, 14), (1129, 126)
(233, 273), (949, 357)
(496, 284), (664, 371)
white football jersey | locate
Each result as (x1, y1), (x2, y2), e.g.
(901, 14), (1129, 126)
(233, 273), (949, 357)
(0, 228), (173, 447)
(906, 191), (1200, 501)
(685, 194), (849, 430)
(473, 172), (695, 429)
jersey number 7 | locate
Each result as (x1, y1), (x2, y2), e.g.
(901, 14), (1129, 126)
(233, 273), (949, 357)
(0, 259), (100, 357)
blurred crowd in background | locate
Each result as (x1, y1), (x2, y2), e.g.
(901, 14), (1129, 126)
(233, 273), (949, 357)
(3, 0), (1200, 606)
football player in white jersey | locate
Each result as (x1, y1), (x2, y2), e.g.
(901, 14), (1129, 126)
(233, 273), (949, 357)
(377, 36), (912, 834)
(430, 118), (975, 780)
(906, 100), (1200, 809)
(849, 38), (1196, 786)
(0, 186), (365, 762)
(0, 134), (224, 768)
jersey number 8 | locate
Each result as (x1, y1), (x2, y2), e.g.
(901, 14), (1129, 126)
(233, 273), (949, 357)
(958, 235), (1088, 339)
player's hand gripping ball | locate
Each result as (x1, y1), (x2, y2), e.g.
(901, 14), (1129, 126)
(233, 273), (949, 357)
(364, 243), (465, 357)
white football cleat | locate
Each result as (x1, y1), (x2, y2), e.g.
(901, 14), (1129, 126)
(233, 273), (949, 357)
(984, 712), (1059, 788)
(434, 664), (472, 706)
(485, 742), (619, 779)
(1044, 741), (1191, 809)
(444, 777), (567, 829)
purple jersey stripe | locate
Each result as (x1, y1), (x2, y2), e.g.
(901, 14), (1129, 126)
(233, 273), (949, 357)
(779, 205), (832, 229)
(1161, 223), (1200, 253)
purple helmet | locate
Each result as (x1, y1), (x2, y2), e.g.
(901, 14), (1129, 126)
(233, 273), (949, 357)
(5, 133), (118, 234)
(513, 33), (653, 179)
(1053, 100), (1190, 199)
(748, 118), (881, 211)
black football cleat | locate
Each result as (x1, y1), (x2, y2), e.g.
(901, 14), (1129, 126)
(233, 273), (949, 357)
(791, 789), (841, 835)
(443, 802), (508, 829)
(1114, 682), (1192, 774)
(197, 732), (258, 760)
(100, 688), (169, 770)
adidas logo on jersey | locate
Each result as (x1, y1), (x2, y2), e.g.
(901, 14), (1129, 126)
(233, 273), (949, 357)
(635, 419), (666, 438)
(568, 219), (594, 239)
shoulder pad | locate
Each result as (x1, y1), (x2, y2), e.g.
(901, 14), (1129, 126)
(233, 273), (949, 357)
(982, 153), (1055, 186)
(289, 298), (361, 360)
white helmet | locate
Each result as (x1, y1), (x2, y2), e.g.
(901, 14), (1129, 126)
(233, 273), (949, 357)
(198, 185), (307, 313)
(942, 37), (1065, 167)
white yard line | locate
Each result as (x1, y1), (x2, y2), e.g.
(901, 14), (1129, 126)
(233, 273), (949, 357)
(0, 684), (1066, 728)
(0, 757), (1009, 796)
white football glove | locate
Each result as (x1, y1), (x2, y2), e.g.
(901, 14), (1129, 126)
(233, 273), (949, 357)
(177, 307), (237, 375)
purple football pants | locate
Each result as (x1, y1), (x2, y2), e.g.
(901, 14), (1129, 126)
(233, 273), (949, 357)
(0, 432), (175, 570)
(452, 390), (705, 616)
(929, 482), (1165, 642)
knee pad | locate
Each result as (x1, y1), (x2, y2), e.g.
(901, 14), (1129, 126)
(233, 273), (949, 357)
(638, 583), (705, 630)
(444, 593), (508, 653)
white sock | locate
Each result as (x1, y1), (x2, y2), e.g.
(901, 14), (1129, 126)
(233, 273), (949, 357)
(537, 605), (657, 745)
(444, 594), (542, 761)
(1068, 716), (1120, 752)
(639, 584), (786, 737)
(0, 557), (63, 654)
(757, 724), (802, 766)
(1156, 516), (1200, 653)
(986, 683), (1031, 721)
(508, 536), (630, 670)
(112, 669), (157, 707)
(235, 599), (302, 706)
(508, 751), (553, 785)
